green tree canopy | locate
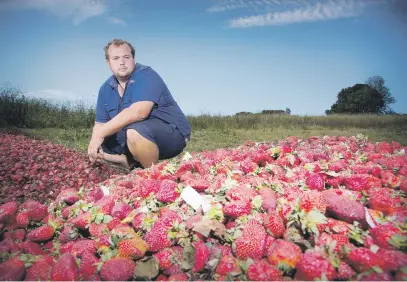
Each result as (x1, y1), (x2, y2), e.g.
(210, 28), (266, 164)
(326, 76), (396, 115)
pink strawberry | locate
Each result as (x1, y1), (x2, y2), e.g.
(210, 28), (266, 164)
(15, 211), (30, 228)
(27, 225), (54, 242)
(100, 257), (135, 281)
(224, 200), (251, 218)
(0, 256), (26, 281)
(20, 199), (48, 221)
(370, 223), (406, 251)
(336, 261), (356, 280)
(192, 241), (210, 273)
(22, 241), (46, 255)
(263, 211), (285, 238)
(156, 180), (180, 203)
(233, 219), (267, 260)
(72, 239), (97, 257)
(79, 252), (99, 280)
(145, 221), (175, 252)
(267, 239), (302, 272)
(295, 251), (336, 281)
(110, 202), (133, 220)
(0, 201), (18, 223)
(306, 173), (325, 191)
(154, 247), (183, 270)
(215, 255), (241, 276)
(51, 253), (79, 281)
(247, 259), (282, 281)
(25, 256), (54, 281)
(94, 196), (115, 214)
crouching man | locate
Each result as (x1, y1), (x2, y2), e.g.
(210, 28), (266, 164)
(88, 38), (191, 169)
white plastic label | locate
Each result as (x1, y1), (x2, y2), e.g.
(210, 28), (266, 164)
(181, 185), (204, 210)
(100, 185), (110, 196)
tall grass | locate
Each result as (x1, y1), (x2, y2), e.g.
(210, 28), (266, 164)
(1, 84), (406, 130)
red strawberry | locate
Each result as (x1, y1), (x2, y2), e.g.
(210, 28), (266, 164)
(375, 141), (393, 154)
(224, 200), (251, 218)
(72, 239), (97, 257)
(324, 191), (366, 226)
(344, 174), (369, 192)
(336, 261), (356, 280)
(317, 233), (349, 253)
(345, 247), (383, 272)
(246, 259), (282, 281)
(215, 255), (241, 276)
(192, 241), (210, 273)
(145, 221), (175, 252)
(27, 225), (54, 242)
(168, 273), (189, 281)
(395, 266), (407, 281)
(154, 247), (182, 270)
(100, 257), (135, 281)
(110, 202), (133, 220)
(0, 201), (18, 224)
(89, 222), (109, 238)
(358, 271), (392, 281)
(22, 240), (46, 255)
(299, 190), (327, 213)
(70, 212), (92, 230)
(295, 251), (336, 281)
(370, 223), (406, 251)
(107, 217), (122, 230)
(156, 180), (180, 203)
(263, 211), (285, 238)
(15, 212), (30, 228)
(306, 173), (325, 191)
(0, 256), (26, 281)
(20, 200), (48, 221)
(233, 219), (267, 260)
(94, 196), (115, 214)
(25, 255), (54, 281)
(368, 187), (404, 215)
(59, 225), (79, 243)
(51, 253), (80, 281)
(267, 239), (302, 272)
(79, 252), (99, 280)
(118, 236), (148, 260)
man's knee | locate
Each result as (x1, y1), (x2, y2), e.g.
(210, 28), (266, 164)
(126, 128), (142, 144)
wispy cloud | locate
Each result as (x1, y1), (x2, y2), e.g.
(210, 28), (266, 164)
(0, 0), (109, 25)
(207, 0), (387, 28)
(229, 0), (368, 27)
(107, 17), (127, 26)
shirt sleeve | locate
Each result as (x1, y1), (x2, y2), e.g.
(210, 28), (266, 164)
(130, 69), (163, 104)
(95, 87), (109, 123)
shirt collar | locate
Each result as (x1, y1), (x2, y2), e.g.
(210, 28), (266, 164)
(109, 64), (137, 89)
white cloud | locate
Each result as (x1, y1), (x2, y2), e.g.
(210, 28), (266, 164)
(0, 0), (109, 25)
(229, 0), (366, 28)
(107, 17), (127, 26)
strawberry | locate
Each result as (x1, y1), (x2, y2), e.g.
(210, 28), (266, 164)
(168, 272), (189, 281)
(258, 187), (277, 212)
(22, 240), (46, 255)
(72, 239), (97, 257)
(226, 186), (257, 202)
(156, 180), (180, 203)
(89, 222), (109, 238)
(224, 200), (251, 218)
(263, 210), (285, 238)
(118, 236), (149, 260)
(27, 225), (54, 242)
(110, 202), (133, 220)
(107, 216), (122, 230)
(25, 255), (54, 281)
(375, 141), (393, 154)
(377, 248), (407, 272)
(357, 271), (392, 281)
(70, 212), (92, 230)
(345, 247), (383, 272)
(380, 170), (400, 188)
(306, 173), (325, 191)
(370, 223), (406, 251)
(51, 253), (80, 281)
(20, 199), (48, 221)
(192, 241), (210, 273)
(145, 221), (175, 252)
(56, 188), (80, 205)
(94, 196), (115, 214)
(368, 187), (405, 215)
(395, 266), (407, 281)
(267, 239), (302, 273)
(246, 259), (282, 281)
(215, 255), (241, 276)
(336, 261), (356, 280)
(317, 233), (349, 253)
(294, 251), (336, 281)
(324, 191), (366, 226)
(0, 201), (18, 223)
(234, 219), (267, 260)
(15, 211), (30, 228)
(343, 174), (369, 192)
(0, 256), (26, 281)
(100, 257), (135, 281)
(154, 247), (183, 270)
(59, 225), (79, 243)
(299, 190), (327, 213)
(79, 252), (99, 280)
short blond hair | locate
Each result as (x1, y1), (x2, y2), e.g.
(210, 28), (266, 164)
(104, 38), (135, 60)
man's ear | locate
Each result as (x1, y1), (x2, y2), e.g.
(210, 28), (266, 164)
(106, 59), (111, 69)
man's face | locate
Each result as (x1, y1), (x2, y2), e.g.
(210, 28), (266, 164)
(106, 44), (135, 81)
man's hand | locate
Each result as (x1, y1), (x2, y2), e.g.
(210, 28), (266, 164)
(88, 124), (105, 162)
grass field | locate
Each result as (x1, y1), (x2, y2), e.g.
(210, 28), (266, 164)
(22, 117), (407, 154)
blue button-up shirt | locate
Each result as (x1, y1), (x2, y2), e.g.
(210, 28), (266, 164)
(95, 63), (191, 140)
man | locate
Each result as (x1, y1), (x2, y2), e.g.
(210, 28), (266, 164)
(88, 38), (191, 169)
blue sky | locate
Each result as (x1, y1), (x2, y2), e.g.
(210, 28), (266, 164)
(0, 0), (406, 116)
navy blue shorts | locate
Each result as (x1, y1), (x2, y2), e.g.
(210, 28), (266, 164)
(101, 118), (187, 160)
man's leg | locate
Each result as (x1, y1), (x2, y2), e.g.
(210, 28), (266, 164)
(99, 150), (136, 170)
(126, 129), (159, 168)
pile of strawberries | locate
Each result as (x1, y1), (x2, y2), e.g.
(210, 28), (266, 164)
(0, 131), (123, 204)
(0, 133), (406, 281)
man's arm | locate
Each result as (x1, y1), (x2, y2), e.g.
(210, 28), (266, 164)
(97, 101), (154, 138)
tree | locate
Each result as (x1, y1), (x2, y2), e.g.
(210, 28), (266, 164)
(365, 76), (396, 114)
(285, 107), (291, 115)
(326, 76), (396, 115)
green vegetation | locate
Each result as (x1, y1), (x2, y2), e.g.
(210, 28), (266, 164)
(2, 83), (407, 154)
